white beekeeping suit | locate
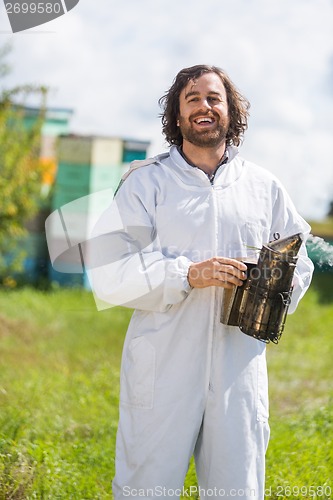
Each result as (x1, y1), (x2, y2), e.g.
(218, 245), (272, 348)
(89, 145), (313, 500)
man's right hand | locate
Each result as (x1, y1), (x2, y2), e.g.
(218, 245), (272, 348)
(187, 257), (247, 289)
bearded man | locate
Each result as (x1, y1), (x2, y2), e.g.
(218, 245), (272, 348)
(91, 65), (313, 499)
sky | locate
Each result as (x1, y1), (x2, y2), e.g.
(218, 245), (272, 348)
(0, 0), (333, 220)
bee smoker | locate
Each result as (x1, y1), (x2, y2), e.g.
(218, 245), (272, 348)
(220, 233), (303, 344)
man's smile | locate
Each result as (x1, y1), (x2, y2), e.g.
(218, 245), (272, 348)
(192, 115), (217, 128)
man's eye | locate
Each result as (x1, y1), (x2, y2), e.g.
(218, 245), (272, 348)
(188, 97), (199, 103)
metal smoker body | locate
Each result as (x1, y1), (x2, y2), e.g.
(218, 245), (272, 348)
(221, 233), (303, 344)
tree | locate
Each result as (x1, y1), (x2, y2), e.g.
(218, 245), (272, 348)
(327, 201), (333, 218)
(0, 44), (48, 285)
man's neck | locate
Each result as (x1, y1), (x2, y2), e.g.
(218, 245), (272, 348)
(181, 140), (227, 176)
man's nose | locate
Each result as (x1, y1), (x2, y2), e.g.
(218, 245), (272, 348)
(199, 98), (212, 110)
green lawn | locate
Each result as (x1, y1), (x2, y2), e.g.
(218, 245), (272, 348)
(309, 218), (333, 239)
(0, 272), (332, 499)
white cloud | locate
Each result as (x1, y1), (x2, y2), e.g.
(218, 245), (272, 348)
(0, 0), (333, 219)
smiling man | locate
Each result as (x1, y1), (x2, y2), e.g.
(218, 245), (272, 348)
(91, 65), (313, 499)
(178, 72), (230, 149)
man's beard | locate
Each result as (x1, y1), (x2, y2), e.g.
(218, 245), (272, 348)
(178, 114), (229, 148)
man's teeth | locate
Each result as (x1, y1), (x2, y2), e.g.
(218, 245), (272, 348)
(195, 117), (213, 124)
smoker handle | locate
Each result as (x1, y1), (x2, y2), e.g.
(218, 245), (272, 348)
(274, 289), (293, 339)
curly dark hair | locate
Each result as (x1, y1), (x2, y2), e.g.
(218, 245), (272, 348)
(159, 65), (250, 147)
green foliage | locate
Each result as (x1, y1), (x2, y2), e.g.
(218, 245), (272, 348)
(0, 280), (332, 498)
(0, 44), (48, 283)
(308, 217), (333, 239)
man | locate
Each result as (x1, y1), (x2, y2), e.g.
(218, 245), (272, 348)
(91, 65), (313, 499)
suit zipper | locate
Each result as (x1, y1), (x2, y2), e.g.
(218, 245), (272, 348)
(206, 180), (219, 395)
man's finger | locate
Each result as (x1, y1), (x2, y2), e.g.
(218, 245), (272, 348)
(215, 257), (248, 271)
(214, 264), (247, 281)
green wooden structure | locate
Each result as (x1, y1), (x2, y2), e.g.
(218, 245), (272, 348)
(48, 134), (150, 287)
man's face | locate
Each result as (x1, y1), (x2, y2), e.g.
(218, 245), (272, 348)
(178, 72), (229, 148)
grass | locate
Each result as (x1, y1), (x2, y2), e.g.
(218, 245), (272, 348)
(309, 217), (333, 239)
(0, 271), (332, 499)
(263, 271), (333, 499)
(0, 289), (124, 499)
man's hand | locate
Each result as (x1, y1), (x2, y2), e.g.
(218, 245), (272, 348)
(188, 257), (247, 289)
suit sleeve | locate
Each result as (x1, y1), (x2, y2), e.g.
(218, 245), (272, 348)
(270, 179), (314, 314)
(87, 170), (193, 312)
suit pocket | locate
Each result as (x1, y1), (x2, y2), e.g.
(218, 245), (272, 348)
(223, 221), (269, 259)
(120, 336), (156, 409)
